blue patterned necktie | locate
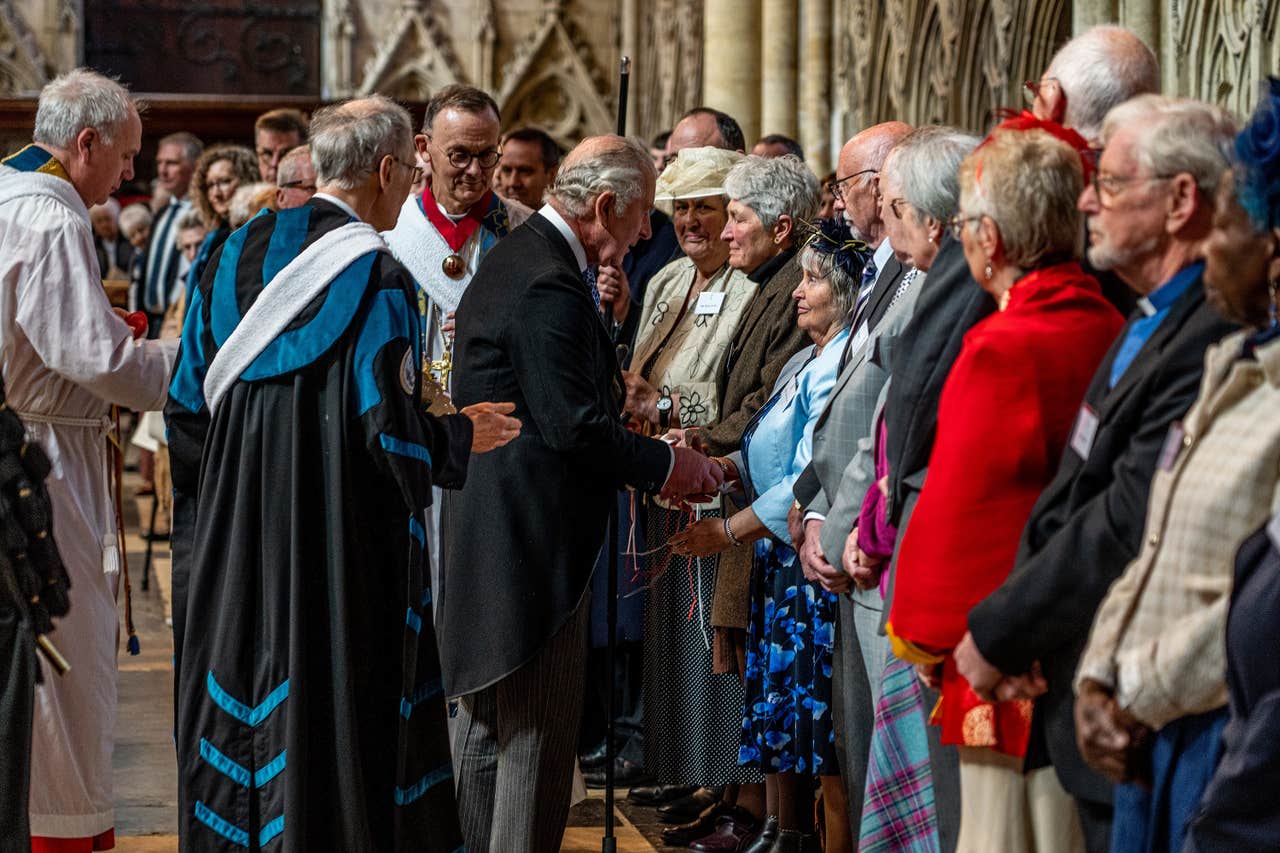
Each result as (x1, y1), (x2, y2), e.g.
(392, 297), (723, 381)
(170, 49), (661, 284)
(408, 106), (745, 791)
(145, 200), (179, 313)
(583, 266), (602, 313)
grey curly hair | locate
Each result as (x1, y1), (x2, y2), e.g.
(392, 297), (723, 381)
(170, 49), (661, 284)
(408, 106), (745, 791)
(722, 154), (821, 231)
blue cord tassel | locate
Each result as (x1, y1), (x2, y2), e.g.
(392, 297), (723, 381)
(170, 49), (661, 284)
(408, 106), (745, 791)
(127, 634), (140, 656)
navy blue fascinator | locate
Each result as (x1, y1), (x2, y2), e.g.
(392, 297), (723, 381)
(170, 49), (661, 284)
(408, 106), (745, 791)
(797, 217), (872, 282)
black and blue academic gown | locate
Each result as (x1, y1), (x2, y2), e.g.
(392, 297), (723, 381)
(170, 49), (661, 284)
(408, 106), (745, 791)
(165, 198), (470, 852)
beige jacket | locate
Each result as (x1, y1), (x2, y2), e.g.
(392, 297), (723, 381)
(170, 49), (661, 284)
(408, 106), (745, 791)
(1076, 329), (1280, 729)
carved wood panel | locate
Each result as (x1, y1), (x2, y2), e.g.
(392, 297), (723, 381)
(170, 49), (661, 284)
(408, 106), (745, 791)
(84, 0), (322, 95)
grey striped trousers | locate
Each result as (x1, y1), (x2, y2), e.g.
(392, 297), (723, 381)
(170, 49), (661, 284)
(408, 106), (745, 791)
(449, 604), (588, 853)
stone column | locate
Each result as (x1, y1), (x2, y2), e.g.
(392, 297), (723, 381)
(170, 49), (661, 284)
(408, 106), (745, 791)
(1119, 0), (1160, 60)
(761, 0), (798, 139)
(703, 0), (762, 144)
(799, 0), (831, 173)
(1073, 0), (1119, 33)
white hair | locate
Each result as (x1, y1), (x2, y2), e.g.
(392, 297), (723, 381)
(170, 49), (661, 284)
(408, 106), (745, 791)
(550, 136), (656, 218)
(33, 68), (137, 149)
(310, 96), (413, 191)
(722, 154), (821, 229)
(1046, 25), (1159, 142)
(90, 197), (121, 219)
(888, 126), (980, 225)
(276, 144), (312, 187)
(118, 203), (152, 239)
(1101, 95), (1237, 197)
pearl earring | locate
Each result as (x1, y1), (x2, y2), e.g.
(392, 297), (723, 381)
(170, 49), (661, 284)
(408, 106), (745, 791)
(985, 262), (993, 280)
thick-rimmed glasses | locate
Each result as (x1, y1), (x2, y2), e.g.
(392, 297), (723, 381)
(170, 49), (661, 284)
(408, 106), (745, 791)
(830, 168), (878, 202)
(947, 213), (984, 240)
(279, 180), (316, 192)
(1023, 77), (1060, 105)
(430, 138), (500, 170)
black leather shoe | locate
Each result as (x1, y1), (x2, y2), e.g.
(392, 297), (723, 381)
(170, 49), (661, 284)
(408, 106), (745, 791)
(772, 828), (820, 853)
(583, 756), (651, 788)
(656, 785), (724, 823)
(687, 809), (762, 852)
(659, 800), (738, 846)
(578, 739), (613, 771)
(741, 815), (779, 853)
(627, 783), (696, 806)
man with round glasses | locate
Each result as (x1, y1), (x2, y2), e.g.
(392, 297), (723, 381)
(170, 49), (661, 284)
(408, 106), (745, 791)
(384, 84), (532, 593)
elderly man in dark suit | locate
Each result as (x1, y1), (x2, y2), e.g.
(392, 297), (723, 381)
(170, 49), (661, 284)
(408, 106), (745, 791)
(955, 98), (1237, 852)
(440, 134), (723, 853)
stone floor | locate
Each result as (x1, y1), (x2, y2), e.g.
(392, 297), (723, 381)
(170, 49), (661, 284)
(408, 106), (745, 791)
(109, 478), (686, 852)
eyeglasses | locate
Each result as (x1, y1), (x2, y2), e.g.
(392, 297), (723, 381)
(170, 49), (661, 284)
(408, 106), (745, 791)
(1089, 170), (1179, 208)
(430, 137), (500, 170)
(887, 197), (911, 220)
(1022, 77), (1060, 105)
(206, 177), (238, 192)
(830, 168), (878, 202)
(278, 181), (316, 192)
(947, 214), (984, 240)
(390, 155), (425, 184)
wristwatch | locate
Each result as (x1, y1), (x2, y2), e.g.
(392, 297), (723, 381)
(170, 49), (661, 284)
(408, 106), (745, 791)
(656, 395), (673, 431)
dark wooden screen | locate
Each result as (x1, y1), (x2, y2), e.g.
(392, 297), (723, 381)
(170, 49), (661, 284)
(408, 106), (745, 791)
(84, 1), (322, 96)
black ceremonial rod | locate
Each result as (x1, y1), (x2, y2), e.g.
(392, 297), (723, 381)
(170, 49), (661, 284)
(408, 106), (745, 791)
(602, 54), (630, 853)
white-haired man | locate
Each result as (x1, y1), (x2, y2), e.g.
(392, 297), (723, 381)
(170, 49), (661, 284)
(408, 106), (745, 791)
(165, 95), (521, 852)
(0, 67), (176, 850)
(1027, 24), (1160, 146)
(441, 134), (724, 853)
(274, 143), (315, 210)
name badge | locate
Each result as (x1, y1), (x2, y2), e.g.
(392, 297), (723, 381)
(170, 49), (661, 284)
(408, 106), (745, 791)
(1069, 403), (1099, 460)
(695, 291), (726, 315)
(1157, 421), (1186, 471)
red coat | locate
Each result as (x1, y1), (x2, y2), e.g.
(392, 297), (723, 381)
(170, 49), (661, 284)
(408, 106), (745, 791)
(888, 261), (1123, 755)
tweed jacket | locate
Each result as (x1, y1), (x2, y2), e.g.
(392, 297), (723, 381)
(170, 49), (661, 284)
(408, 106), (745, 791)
(807, 270), (923, 610)
(1076, 329), (1280, 729)
(707, 249), (807, 629)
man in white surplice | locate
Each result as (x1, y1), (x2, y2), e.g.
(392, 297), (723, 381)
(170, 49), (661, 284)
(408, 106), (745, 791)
(0, 69), (175, 847)
(384, 84), (529, 589)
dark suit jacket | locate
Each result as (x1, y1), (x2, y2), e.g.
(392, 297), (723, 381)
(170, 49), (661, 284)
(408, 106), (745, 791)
(967, 276), (1234, 804)
(441, 213), (672, 696)
(883, 233), (995, 525)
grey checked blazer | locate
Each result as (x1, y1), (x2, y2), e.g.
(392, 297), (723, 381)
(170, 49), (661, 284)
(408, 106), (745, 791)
(805, 269), (924, 608)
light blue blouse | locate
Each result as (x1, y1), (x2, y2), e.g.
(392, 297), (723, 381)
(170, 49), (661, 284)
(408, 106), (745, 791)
(742, 326), (849, 556)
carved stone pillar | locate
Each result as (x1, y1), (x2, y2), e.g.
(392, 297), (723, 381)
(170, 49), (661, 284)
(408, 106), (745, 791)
(1119, 0), (1160, 58)
(1073, 0), (1118, 34)
(703, 0), (761, 144)
(761, 0), (798, 139)
(798, 0), (830, 173)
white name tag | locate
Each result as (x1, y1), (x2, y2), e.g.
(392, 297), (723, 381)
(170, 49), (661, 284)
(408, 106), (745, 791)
(1069, 403), (1099, 460)
(695, 291), (726, 315)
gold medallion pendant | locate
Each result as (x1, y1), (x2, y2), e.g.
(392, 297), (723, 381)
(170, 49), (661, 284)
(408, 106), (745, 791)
(421, 346), (456, 416)
(442, 254), (465, 279)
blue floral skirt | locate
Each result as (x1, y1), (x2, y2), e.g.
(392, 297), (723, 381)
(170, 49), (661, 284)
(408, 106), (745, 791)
(738, 541), (840, 775)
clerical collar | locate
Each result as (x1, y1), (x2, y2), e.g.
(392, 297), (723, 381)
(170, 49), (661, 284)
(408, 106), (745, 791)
(3, 144), (71, 182)
(437, 201), (468, 224)
(1136, 260), (1202, 318)
(538, 203), (588, 274)
(312, 192), (361, 222)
